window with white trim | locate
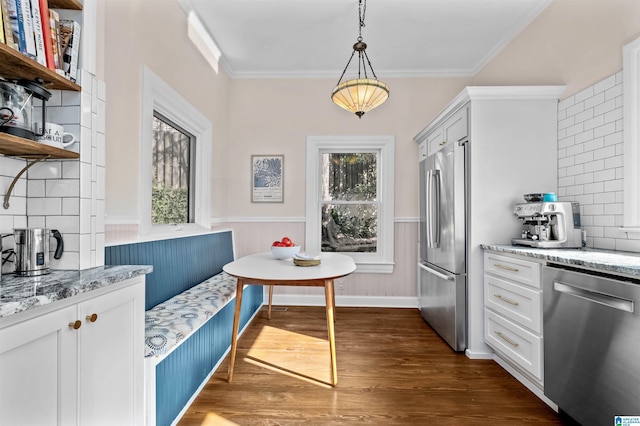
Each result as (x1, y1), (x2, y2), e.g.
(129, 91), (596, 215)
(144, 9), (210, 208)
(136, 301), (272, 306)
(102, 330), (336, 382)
(140, 66), (212, 235)
(306, 136), (394, 273)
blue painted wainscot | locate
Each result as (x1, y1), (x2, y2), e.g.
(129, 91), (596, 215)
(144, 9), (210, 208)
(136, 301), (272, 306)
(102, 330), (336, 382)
(105, 230), (263, 426)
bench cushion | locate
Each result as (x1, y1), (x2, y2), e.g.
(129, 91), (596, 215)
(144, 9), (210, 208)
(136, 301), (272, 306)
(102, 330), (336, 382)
(144, 272), (237, 358)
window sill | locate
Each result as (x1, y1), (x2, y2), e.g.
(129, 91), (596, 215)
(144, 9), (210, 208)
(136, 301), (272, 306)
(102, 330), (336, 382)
(353, 261), (395, 274)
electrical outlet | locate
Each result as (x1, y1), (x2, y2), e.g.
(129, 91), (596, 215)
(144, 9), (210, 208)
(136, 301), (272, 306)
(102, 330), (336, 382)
(336, 279), (344, 291)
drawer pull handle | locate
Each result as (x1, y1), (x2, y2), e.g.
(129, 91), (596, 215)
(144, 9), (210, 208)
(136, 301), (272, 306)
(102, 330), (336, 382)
(494, 294), (519, 306)
(494, 263), (519, 273)
(86, 313), (98, 323)
(68, 320), (82, 330)
(495, 331), (519, 348)
(439, 141), (446, 146)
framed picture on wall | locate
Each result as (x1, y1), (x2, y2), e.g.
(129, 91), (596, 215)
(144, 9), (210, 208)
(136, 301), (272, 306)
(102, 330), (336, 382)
(251, 155), (284, 203)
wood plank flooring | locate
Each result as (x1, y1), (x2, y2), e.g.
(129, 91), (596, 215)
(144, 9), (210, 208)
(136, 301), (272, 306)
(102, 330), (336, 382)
(178, 306), (567, 425)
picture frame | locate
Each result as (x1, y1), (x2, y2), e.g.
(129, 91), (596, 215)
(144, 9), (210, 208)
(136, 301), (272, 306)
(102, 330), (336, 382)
(251, 155), (284, 203)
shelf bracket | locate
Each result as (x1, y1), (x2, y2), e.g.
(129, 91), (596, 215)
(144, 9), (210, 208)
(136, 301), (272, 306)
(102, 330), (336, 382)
(3, 156), (49, 210)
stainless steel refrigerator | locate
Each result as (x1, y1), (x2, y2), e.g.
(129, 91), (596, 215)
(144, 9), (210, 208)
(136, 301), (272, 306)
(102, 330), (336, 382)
(418, 137), (467, 351)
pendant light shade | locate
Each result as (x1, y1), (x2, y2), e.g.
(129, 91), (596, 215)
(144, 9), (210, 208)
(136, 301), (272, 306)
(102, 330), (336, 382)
(332, 0), (389, 118)
(332, 78), (390, 118)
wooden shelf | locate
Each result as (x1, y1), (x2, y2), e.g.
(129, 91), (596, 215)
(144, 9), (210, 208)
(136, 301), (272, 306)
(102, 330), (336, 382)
(49, 0), (83, 9)
(0, 132), (79, 159)
(0, 43), (81, 91)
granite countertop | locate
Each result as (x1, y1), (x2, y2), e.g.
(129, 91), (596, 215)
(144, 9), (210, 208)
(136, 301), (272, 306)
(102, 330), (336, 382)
(481, 244), (640, 278)
(0, 265), (153, 319)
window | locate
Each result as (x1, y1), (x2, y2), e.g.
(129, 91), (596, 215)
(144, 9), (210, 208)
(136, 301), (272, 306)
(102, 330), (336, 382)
(140, 66), (211, 235)
(152, 113), (195, 224)
(306, 136), (394, 273)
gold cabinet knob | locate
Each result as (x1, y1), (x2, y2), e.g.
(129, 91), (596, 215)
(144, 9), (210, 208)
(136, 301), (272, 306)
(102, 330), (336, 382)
(86, 313), (98, 323)
(68, 320), (82, 330)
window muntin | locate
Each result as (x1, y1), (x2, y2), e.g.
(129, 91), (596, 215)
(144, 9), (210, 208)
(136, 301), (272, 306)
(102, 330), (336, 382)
(151, 113), (195, 225)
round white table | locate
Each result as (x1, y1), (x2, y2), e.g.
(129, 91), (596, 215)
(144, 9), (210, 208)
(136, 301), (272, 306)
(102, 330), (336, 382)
(223, 252), (356, 386)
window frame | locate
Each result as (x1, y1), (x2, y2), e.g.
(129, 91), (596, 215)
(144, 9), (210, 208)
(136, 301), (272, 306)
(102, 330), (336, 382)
(622, 36), (640, 233)
(140, 66), (212, 235)
(306, 135), (395, 273)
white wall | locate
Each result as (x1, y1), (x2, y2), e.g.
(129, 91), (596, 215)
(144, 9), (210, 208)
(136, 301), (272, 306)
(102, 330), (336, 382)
(98, 0), (640, 304)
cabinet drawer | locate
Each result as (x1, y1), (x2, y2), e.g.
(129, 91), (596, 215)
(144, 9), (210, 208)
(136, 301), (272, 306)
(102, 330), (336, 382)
(485, 310), (543, 381)
(426, 126), (444, 156)
(418, 141), (427, 162)
(484, 274), (541, 333)
(484, 252), (541, 288)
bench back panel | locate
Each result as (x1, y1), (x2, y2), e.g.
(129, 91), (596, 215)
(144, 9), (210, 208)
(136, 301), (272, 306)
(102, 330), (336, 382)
(105, 231), (234, 310)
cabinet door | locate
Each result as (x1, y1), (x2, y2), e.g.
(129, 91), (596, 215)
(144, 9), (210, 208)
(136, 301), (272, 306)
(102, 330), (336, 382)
(78, 280), (145, 426)
(0, 306), (78, 426)
(444, 106), (468, 144)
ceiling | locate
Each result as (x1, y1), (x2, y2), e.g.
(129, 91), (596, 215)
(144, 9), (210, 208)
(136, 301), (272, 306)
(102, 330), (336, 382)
(179, 0), (552, 79)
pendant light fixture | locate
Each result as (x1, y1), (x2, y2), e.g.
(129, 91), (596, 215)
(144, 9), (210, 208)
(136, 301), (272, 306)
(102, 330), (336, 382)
(331, 0), (389, 118)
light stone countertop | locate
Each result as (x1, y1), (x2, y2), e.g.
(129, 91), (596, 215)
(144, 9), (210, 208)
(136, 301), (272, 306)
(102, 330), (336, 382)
(0, 265), (153, 319)
(481, 244), (640, 278)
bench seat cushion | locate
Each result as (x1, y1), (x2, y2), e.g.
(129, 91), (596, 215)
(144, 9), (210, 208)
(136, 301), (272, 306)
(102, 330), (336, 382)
(144, 272), (237, 358)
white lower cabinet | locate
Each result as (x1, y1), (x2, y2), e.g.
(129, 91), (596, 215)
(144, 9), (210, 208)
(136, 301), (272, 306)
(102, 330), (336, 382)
(484, 251), (544, 386)
(0, 277), (145, 426)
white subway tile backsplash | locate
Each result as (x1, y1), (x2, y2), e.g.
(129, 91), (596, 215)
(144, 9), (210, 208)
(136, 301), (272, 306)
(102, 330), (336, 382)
(63, 198), (80, 216)
(594, 122), (617, 139)
(28, 198), (62, 216)
(28, 180), (46, 197)
(29, 162), (62, 179)
(583, 181), (604, 194)
(575, 86), (594, 103)
(584, 92), (605, 109)
(583, 115), (604, 131)
(557, 71), (633, 251)
(46, 180), (80, 198)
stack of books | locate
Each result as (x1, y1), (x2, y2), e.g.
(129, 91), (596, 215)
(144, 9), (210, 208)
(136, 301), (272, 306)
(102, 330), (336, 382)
(0, 0), (81, 82)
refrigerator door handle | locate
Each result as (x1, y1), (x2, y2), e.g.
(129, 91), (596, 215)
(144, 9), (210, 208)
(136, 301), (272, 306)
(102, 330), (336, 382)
(419, 262), (453, 281)
(426, 169), (441, 248)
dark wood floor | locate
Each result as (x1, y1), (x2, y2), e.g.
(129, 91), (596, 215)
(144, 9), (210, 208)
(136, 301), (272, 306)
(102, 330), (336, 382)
(178, 306), (566, 425)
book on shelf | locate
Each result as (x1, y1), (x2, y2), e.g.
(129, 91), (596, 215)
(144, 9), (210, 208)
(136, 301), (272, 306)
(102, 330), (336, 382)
(37, 0), (54, 69)
(1, 0), (17, 50)
(17, 0), (37, 59)
(59, 19), (80, 82)
(49, 8), (61, 70)
(30, 0), (46, 66)
(5, 0), (22, 52)
(0, 0), (5, 44)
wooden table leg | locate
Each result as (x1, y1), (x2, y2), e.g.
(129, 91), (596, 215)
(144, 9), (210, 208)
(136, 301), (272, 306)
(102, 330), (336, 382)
(324, 279), (337, 386)
(268, 285), (273, 320)
(228, 279), (245, 382)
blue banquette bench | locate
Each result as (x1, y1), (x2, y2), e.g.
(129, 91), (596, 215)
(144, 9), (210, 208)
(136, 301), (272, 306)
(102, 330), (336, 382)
(105, 230), (263, 426)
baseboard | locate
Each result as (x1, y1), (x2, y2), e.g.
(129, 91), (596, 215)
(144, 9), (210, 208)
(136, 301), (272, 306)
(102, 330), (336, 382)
(272, 294), (418, 308)
(493, 354), (558, 411)
(465, 348), (495, 360)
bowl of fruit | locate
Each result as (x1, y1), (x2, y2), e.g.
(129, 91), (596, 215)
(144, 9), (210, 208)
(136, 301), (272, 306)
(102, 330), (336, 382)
(271, 237), (300, 259)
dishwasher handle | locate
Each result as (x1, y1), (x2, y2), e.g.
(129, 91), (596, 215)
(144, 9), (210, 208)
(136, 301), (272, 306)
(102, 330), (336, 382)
(553, 280), (635, 313)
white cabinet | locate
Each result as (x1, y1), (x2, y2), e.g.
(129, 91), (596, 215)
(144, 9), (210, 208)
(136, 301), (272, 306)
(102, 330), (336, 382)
(415, 86), (564, 357)
(484, 251), (544, 385)
(0, 278), (145, 426)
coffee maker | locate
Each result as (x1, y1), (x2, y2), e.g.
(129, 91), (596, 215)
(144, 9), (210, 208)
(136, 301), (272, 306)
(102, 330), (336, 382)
(511, 201), (583, 248)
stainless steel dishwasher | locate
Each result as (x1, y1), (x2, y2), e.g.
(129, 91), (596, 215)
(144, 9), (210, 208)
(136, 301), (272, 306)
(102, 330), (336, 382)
(543, 264), (640, 426)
